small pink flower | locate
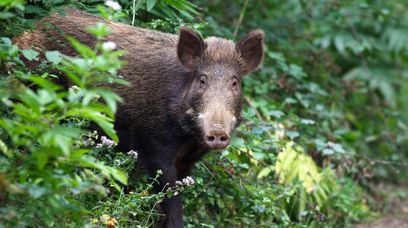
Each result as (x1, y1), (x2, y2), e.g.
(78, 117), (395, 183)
(100, 136), (117, 148)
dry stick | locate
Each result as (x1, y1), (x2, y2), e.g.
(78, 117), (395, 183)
(233, 0), (250, 39)
(351, 153), (408, 168)
(131, 0), (136, 26)
(244, 96), (263, 120)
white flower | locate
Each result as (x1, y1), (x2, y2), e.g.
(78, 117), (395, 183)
(102, 41), (117, 51)
(182, 176), (195, 186)
(105, 0), (122, 10)
(127, 150), (138, 159)
(100, 136), (117, 148)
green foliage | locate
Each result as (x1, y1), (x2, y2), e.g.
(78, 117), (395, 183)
(1, 0), (407, 227)
(0, 7), (129, 225)
(274, 143), (338, 221)
(126, 0), (199, 20)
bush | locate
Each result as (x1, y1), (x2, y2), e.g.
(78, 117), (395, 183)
(0, 5), (128, 225)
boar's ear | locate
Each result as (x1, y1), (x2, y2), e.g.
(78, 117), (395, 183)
(177, 27), (205, 70)
(236, 30), (264, 74)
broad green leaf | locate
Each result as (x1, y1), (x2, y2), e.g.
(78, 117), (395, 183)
(108, 167), (128, 185)
(70, 149), (91, 159)
(27, 75), (61, 91)
(257, 166), (273, 179)
(0, 12), (14, 19)
(147, 0), (158, 11)
(86, 22), (111, 39)
(45, 51), (62, 65)
(27, 184), (47, 199)
(22, 49), (39, 61)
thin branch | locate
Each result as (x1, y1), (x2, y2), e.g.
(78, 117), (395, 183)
(132, 0), (142, 26)
(244, 96), (275, 139)
(351, 153), (408, 168)
(233, 0), (250, 38)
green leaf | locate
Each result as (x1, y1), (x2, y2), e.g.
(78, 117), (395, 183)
(269, 110), (285, 118)
(0, 37), (12, 46)
(22, 49), (39, 61)
(86, 22), (111, 39)
(66, 107), (117, 141)
(322, 148), (334, 155)
(109, 167), (128, 185)
(286, 131), (299, 140)
(27, 184), (47, 199)
(257, 166), (273, 179)
(45, 51), (62, 65)
(0, 139), (12, 158)
(66, 36), (96, 59)
(70, 149), (91, 159)
(147, 0), (158, 11)
(300, 119), (315, 125)
(34, 148), (51, 170)
(27, 75), (61, 91)
(0, 12), (15, 19)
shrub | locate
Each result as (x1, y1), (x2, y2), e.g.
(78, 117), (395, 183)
(0, 7), (128, 225)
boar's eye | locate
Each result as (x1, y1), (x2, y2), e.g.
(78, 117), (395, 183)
(232, 77), (239, 92)
(199, 74), (207, 89)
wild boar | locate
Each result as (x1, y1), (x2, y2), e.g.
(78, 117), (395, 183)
(14, 9), (264, 228)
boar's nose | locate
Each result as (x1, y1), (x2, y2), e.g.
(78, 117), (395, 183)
(205, 129), (230, 149)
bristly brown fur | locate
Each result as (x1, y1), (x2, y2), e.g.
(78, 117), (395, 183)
(201, 37), (243, 67)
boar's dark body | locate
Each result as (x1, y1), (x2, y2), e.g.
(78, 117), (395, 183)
(14, 9), (264, 228)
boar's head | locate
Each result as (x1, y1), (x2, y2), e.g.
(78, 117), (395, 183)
(178, 27), (264, 150)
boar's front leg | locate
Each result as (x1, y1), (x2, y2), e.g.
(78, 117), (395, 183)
(146, 162), (183, 228)
(143, 150), (184, 228)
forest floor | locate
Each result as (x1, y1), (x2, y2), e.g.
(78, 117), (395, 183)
(357, 183), (408, 228)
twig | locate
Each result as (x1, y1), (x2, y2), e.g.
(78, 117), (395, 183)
(244, 95), (263, 120)
(244, 96), (275, 139)
(131, 0), (136, 26)
(233, 0), (250, 38)
(131, 0), (142, 26)
(350, 153), (408, 168)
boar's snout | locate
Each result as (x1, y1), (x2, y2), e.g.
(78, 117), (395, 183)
(199, 109), (237, 149)
(205, 128), (230, 149)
